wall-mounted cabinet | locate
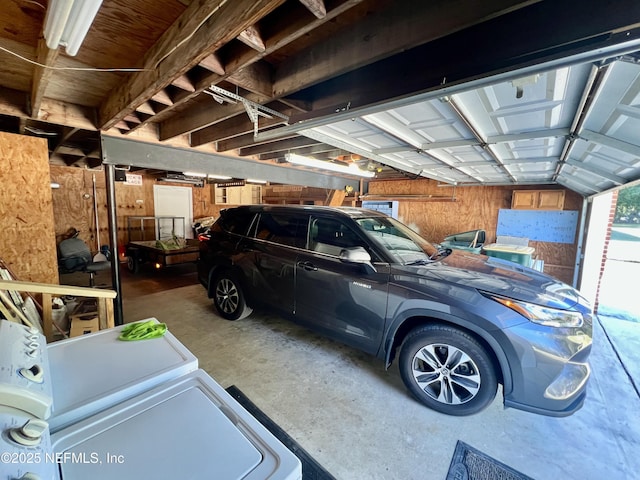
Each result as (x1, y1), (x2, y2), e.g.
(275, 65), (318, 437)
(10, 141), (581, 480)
(511, 190), (565, 210)
(214, 185), (262, 205)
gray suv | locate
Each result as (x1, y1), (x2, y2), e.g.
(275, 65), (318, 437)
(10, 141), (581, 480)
(198, 205), (592, 416)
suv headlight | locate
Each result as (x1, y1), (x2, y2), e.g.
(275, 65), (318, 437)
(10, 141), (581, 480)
(488, 295), (583, 327)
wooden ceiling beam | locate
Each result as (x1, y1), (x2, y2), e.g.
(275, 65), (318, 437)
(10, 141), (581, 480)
(273, 0), (540, 97)
(237, 25), (266, 52)
(171, 74), (196, 92)
(56, 146), (88, 157)
(97, 0), (286, 131)
(153, 0), (365, 140)
(151, 90), (174, 106)
(227, 61), (273, 97)
(198, 53), (226, 75)
(50, 127), (80, 156)
(29, 38), (59, 118)
(0, 87), (96, 131)
(256, 144), (340, 160)
(299, 0), (326, 18)
(190, 105), (292, 147)
(136, 102), (156, 115)
(238, 136), (320, 156)
(160, 0), (529, 142)
(216, 131), (297, 152)
(159, 95), (268, 141)
(277, 97), (312, 112)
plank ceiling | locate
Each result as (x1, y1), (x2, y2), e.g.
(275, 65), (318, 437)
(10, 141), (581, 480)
(1, 0), (640, 195)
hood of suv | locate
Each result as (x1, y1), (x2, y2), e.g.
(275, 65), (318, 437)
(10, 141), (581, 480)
(396, 251), (583, 310)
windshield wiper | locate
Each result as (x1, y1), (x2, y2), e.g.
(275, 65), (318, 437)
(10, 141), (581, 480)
(405, 259), (431, 266)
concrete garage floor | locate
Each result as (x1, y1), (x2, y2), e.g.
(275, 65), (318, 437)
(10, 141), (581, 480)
(86, 265), (640, 479)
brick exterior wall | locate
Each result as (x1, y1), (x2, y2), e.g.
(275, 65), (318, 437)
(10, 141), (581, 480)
(593, 190), (619, 314)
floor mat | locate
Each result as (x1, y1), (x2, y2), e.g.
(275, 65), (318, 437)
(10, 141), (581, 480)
(447, 441), (534, 480)
(226, 385), (336, 480)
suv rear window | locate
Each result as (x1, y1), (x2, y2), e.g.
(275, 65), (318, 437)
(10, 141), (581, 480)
(216, 210), (256, 236)
(253, 213), (308, 248)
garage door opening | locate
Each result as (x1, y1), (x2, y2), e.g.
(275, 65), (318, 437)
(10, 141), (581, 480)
(582, 184), (640, 323)
(599, 185), (640, 322)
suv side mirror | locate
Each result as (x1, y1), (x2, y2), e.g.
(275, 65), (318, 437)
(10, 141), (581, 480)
(339, 247), (377, 273)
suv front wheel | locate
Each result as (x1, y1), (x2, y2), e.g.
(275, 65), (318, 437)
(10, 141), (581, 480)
(212, 270), (252, 321)
(399, 325), (498, 416)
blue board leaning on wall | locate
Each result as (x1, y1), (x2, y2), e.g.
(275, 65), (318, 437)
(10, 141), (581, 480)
(497, 209), (579, 244)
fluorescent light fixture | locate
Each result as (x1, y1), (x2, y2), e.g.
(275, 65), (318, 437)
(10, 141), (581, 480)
(246, 179), (267, 184)
(44, 0), (103, 56)
(184, 172), (233, 180)
(286, 153), (375, 178)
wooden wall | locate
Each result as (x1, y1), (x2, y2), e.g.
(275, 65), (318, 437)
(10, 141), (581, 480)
(46, 165), (583, 285)
(0, 131), (58, 284)
(368, 179), (583, 284)
(49, 167), (223, 257)
(262, 185), (358, 205)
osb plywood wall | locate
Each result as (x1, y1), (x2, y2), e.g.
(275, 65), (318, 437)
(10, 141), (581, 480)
(0, 131), (58, 284)
(49, 166), (222, 254)
(369, 179), (583, 284)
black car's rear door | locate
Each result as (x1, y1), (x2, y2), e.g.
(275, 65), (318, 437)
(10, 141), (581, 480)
(241, 212), (308, 314)
(294, 215), (390, 355)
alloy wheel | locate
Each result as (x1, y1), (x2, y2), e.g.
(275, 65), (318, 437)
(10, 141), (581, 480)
(215, 278), (239, 315)
(411, 343), (481, 405)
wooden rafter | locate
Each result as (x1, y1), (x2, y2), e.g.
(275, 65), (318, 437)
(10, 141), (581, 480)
(171, 74), (196, 92)
(198, 53), (226, 75)
(98, 0), (286, 130)
(136, 102), (156, 115)
(0, 88), (95, 131)
(161, 0), (535, 144)
(299, 0), (326, 18)
(190, 105), (292, 147)
(216, 131), (296, 152)
(145, 0), (366, 139)
(29, 38), (59, 117)
(159, 92), (269, 141)
(238, 25), (266, 52)
(151, 90), (174, 106)
(227, 61), (273, 97)
(257, 145), (341, 161)
(50, 127), (80, 157)
(238, 136), (320, 156)
(273, 0), (539, 97)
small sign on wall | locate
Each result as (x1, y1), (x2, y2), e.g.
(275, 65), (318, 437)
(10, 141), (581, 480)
(125, 173), (143, 185)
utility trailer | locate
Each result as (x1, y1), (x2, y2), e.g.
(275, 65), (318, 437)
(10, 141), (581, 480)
(124, 216), (199, 273)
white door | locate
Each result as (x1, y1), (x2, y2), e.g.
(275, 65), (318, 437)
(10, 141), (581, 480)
(153, 185), (193, 239)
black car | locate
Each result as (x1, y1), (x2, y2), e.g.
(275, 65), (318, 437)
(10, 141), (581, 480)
(198, 205), (592, 416)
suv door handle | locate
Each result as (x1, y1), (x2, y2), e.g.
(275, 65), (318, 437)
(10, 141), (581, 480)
(297, 261), (318, 271)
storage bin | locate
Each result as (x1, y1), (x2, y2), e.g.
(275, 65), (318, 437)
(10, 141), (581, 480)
(482, 243), (535, 267)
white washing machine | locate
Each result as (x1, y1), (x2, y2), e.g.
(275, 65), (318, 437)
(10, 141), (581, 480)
(0, 319), (55, 480)
(51, 370), (302, 480)
(1, 319), (301, 480)
(47, 318), (198, 432)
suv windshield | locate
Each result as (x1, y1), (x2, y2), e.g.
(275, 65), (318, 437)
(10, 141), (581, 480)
(355, 216), (440, 264)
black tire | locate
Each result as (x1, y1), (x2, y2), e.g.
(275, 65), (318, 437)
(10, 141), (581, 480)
(127, 253), (139, 274)
(212, 270), (252, 321)
(399, 325), (497, 416)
